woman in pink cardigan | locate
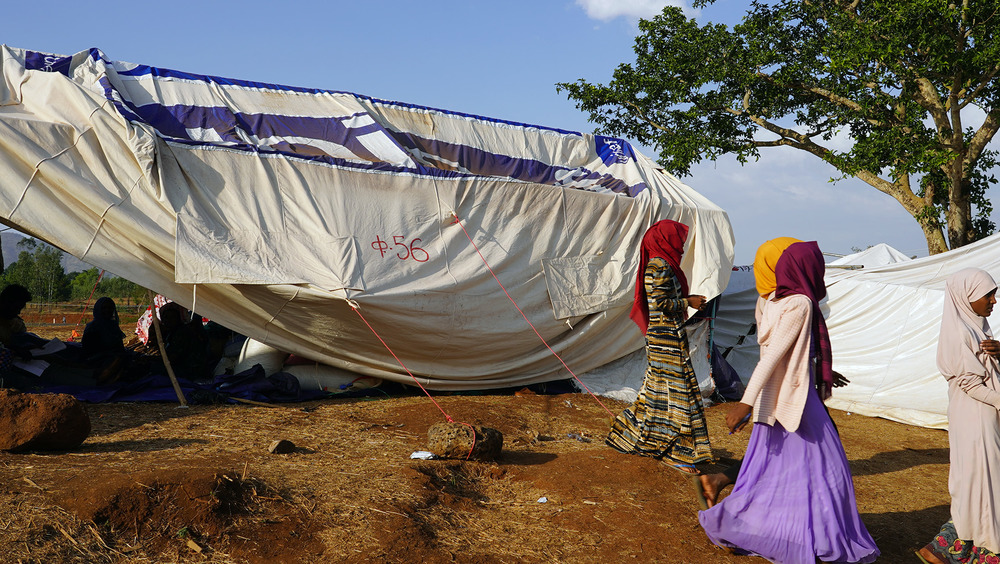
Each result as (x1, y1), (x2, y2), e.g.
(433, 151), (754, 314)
(698, 241), (878, 564)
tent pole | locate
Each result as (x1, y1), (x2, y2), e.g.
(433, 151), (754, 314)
(147, 292), (188, 407)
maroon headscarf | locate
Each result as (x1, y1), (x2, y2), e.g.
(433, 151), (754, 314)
(773, 241), (834, 399)
(629, 220), (690, 334)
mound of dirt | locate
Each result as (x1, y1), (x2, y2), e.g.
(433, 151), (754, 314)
(51, 463), (322, 563)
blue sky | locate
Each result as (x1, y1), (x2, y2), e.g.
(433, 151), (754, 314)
(1, 0), (987, 264)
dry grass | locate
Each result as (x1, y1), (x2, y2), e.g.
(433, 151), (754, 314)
(0, 314), (950, 562)
(0, 391), (950, 563)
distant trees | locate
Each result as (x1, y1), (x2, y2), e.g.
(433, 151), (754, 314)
(0, 238), (148, 303)
(2, 239), (69, 302)
(69, 268), (148, 304)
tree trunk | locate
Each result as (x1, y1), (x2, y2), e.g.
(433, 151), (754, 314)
(945, 172), (973, 250)
(883, 185), (950, 255)
(919, 219), (949, 255)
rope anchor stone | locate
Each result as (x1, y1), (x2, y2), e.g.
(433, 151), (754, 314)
(427, 422), (503, 461)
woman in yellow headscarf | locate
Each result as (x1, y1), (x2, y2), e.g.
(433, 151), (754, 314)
(693, 237), (801, 508)
(753, 237), (803, 297)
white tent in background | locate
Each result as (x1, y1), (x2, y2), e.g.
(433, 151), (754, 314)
(0, 46), (735, 391)
(828, 243), (914, 269)
(709, 239), (1000, 430)
(572, 244), (921, 405)
(823, 239), (977, 429)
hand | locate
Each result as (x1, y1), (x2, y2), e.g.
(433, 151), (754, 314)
(687, 295), (708, 311)
(832, 370), (850, 388)
(982, 339), (1000, 356)
(726, 403), (753, 434)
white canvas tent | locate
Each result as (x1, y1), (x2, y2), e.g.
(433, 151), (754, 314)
(823, 241), (964, 429)
(707, 240), (1000, 430)
(0, 46), (735, 390)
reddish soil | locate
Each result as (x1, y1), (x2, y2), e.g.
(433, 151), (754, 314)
(0, 388), (949, 563)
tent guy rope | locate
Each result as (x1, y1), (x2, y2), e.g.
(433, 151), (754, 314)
(449, 213), (616, 418)
(347, 300), (477, 459)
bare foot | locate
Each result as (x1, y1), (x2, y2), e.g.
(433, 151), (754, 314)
(698, 473), (733, 508)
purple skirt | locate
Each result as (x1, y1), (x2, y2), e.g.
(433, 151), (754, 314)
(698, 387), (879, 564)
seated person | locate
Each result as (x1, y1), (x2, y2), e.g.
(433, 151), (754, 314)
(154, 302), (210, 382)
(81, 297), (128, 383)
(0, 284), (31, 347)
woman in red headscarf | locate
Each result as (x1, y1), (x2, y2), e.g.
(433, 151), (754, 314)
(606, 220), (712, 473)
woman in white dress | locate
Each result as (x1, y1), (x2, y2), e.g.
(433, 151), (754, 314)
(918, 268), (1000, 564)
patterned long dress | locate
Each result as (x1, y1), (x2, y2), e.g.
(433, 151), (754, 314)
(606, 257), (712, 465)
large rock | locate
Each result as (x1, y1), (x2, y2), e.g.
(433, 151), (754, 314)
(0, 389), (91, 451)
(427, 422), (503, 461)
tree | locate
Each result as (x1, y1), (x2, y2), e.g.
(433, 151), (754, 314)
(557, 0), (1000, 254)
(69, 267), (148, 304)
(1, 238), (69, 302)
(68, 268), (103, 301)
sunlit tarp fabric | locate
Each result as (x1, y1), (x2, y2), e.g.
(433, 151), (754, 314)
(0, 45), (734, 389)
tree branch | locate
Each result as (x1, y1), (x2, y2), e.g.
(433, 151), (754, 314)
(965, 110), (1000, 166)
(959, 65), (1000, 110)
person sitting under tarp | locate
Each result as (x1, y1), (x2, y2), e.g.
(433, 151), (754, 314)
(151, 302), (211, 383)
(0, 284), (31, 347)
(82, 297), (146, 384)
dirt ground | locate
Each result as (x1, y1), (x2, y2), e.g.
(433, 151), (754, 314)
(0, 380), (948, 563)
(0, 316), (949, 563)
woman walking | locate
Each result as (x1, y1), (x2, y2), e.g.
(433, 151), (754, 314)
(698, 241), (878, 564)
(917, 268), (1000, 564)
(606, 219), (712, 473)
(696, 236), (802, 507)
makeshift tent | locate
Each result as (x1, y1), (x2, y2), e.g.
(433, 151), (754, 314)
(0, 46), (735, 390)
(828, 243), (914, 270)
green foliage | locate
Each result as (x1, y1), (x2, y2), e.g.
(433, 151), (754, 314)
(67, 268), (101, 301)
(2, 240), (149, 304)
(68, 267), (148, 302)
(557, 0), (1000, 252)
(2, 239), (69, 302)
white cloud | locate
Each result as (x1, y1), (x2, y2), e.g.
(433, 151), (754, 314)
(575, 0), (689, 22)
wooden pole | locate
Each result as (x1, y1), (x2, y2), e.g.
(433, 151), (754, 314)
(147, 291), (188, 407)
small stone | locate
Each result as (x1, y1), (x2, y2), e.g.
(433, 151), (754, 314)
(427, 422), (503, 461)
(268, 439), (296, 454)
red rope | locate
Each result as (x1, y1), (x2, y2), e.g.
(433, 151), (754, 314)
(348, 301), (477, 459)
(450, 214), (616, 418)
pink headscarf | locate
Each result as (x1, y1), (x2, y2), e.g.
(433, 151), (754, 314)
(774, 241), (834, 399)
(938, 268), (999, 381)
(629, 220), (690, 334)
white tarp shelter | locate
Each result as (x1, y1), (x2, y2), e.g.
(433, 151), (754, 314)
(708, 240), (1000, 430)
(0, 46), (735, 390)
(823, 242), (960, 429)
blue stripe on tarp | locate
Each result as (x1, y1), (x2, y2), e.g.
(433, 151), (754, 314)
(109, 63), (585, 137)
(39, 48), (647, 195)
(23, 50), (73, 76)
(34, 47), (586, 136)
(391, 130), (639, 195)
(162, 136), (479, 181)
(138, 103), (642, 194)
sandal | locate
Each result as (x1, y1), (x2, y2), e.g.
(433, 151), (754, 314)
(660, 458), (700, 475)
(915, 545), (948, 564)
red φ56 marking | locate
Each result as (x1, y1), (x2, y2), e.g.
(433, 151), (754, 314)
(371, 235), (430, 263)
